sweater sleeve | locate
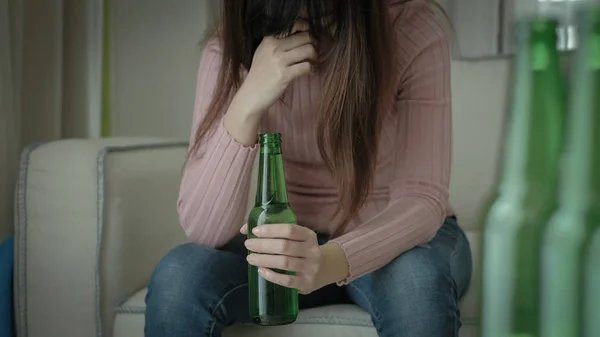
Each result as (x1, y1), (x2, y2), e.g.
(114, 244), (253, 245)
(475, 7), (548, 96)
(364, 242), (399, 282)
(331, 13), (452, 284)
(177, 40), (258, 248)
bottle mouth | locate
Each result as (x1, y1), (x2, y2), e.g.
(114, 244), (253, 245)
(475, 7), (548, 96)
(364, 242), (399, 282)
(514, 17), (559, 43)
(530, 19), (558, 34)
(259, 133), (282, 145)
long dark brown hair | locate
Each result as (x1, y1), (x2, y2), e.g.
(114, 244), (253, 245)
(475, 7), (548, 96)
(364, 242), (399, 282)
(191, 0), (413, 234)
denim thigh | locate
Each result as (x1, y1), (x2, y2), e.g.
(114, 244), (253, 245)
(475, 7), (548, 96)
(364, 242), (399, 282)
(144, 234), (348, 337)
(345, 216), (473, 337)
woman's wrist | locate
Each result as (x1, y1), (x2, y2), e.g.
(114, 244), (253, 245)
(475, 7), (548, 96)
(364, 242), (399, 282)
(317, 242), (350, 287)
(223, 96), (263, 146)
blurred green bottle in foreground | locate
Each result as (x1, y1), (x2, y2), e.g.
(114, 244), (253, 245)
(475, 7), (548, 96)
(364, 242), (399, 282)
(247, 133), (299, 326)
(480, 18), (566, 337)
(541, 6), (600, 337)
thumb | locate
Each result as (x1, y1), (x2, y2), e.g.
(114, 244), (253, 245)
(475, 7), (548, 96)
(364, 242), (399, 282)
(290, 20), (309, 35)
(240, 223), (248, 235)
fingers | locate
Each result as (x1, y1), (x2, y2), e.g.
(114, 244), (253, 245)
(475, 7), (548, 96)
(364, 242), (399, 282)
(278, 31), (312, 51)
(287, 62), (312, 79)
(281, 43), (317, 66)
(244, 222), (321, 295)
(258, 268), (300, 289)
(245, 238), (309, 257)
(257, 268), (313, 294)
(290, 20), (309, 35)
(252, 224), (316, 241)
(247, 254), (310, 273)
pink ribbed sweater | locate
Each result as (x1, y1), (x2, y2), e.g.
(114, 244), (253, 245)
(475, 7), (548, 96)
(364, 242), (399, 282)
(178, 0), (454, 284)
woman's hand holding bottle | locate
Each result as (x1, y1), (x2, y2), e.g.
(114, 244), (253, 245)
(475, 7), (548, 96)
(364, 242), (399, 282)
(241, 223), (324, 294)
(224, 23), (316, 146)
(240, 222), (350, 294)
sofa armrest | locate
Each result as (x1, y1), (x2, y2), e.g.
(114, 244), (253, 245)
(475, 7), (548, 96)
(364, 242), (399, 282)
(14, 138), (189, 337)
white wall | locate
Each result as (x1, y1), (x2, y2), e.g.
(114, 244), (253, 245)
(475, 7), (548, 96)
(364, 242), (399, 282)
(108, 0), (505, 139)
(110, 0), (218, 139)
(0, 0), (20, 242)
(449, 0), (502, 58)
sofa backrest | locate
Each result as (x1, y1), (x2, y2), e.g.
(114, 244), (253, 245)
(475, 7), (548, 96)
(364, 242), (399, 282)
(449, 56), (511, 231)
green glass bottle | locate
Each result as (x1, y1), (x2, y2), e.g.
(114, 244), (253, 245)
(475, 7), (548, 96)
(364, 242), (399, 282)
(247, 133), (299, 326)
(480, 18), (566, 337)
(541, 7), (600, 337)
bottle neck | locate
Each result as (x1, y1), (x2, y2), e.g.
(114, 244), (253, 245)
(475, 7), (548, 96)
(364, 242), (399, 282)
(255, 136), (289, 207)
(499, 19), (566, 199)
(560, 9), (600, 211)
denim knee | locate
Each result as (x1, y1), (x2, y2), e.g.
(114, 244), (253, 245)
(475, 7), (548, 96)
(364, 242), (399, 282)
(346, 219), (470, 337)
(146, 244), (213, 317)
(374, 247), (458, 308)
(371, 247), (460, 336)
(144, 242), (249, 337)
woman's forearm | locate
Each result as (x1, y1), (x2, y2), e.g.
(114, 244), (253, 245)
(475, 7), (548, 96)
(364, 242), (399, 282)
(223, 94), (262, 147)
(317, 242), (350, 287)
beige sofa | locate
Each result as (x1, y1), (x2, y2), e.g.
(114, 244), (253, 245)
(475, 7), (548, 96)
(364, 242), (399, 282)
(13, 56), (510, 337)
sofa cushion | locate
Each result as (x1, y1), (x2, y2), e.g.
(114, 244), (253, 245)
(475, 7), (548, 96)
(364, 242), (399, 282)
(114, 231), (480, 337)
(115, 295), (377, 337)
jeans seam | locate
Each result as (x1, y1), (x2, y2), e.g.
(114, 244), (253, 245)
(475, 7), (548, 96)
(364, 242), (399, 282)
(449, 275), (461, 337)
(453, 300), (462, 337)
(449, 230), (462, 263)
(207, 283), (248, 337)
(439, 218), (467, 335)
(448, 217), (468, 268)
(451, 227), (473, 298)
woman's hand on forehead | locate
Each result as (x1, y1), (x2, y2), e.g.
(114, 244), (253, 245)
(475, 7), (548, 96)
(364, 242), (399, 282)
(289, 20), (309, 35)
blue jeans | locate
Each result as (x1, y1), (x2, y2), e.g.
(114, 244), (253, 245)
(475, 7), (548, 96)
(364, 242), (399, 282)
(144, 216), (472, 337)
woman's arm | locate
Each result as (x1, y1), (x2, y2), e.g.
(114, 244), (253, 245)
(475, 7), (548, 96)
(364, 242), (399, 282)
(179, 30), (316, 248)
(330, 11), (453, 285)
(177, 41), (259, 248)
